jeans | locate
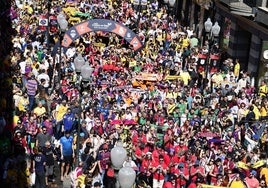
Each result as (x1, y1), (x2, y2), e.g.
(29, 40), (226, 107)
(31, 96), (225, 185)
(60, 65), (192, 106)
(28, 95), (35, 111)
(54, 120), (63, 140)
(35, 171), (46, 188)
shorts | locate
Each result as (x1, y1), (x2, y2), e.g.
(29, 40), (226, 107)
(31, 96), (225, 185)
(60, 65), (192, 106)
(45, 165), (54, 176)
(63, 155), (73, 164)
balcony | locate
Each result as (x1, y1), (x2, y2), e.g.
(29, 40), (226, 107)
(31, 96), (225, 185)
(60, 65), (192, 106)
(255, 7), (268, 27)
(219, 0), (254, 16)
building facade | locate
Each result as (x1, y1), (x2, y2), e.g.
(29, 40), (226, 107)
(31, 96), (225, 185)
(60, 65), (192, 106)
(176, 0), (268, 85)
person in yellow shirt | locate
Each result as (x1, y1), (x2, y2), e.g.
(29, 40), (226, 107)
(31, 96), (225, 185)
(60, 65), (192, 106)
(260, 161), (268, 185)
(54, 100), (68, 139)
(17, 93), (29, 113)
(180, 70), (191, 86)
(33, 101), (47, 122)
(211, 72), (223, 91)
(234, 59), (240, 79)
(259, 80), (268, 97)
(228, 174), (247, 188)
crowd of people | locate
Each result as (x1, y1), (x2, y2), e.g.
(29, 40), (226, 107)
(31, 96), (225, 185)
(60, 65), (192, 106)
(0, 0), (268, 188)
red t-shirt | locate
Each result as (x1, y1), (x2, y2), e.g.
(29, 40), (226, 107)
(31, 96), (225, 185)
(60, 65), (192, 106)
(190, 166), (205, 182)
(152, 161), (168, 181)
(135, 146), (149, 160)
(163, 181), (180, 188)
(172, 167), (189, 186)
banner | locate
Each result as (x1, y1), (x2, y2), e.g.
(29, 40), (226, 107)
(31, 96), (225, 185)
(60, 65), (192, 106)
(135, 73), (161, 81)
(201, 184), (226, 188)
(164, 75), (182, 80)
(61, 19), (143, 52)
(197, 132), (220, 138)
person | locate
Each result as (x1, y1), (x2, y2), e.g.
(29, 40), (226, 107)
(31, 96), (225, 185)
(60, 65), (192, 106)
(93, 181), (102, 188)
(259, 80), (268, 97)
(33, 101), (47, 123)
(244, 170), (259, 188)
(54, 99), (69, 139)
(98, 143), (111, 181)
(189, 160), (205, 183)
(42, 141), (56, 186)
(173, 162), (189, 188)
(62, 108), (75, 133)
(26, 74), (38, 111)
(13, 120), (26, 140)
(228, 174), (247, 188)
(32, 146), (46, 188)
(60, 130), (74, 181)
(36, 126), (51, 148)
(151, 155), (168, 188)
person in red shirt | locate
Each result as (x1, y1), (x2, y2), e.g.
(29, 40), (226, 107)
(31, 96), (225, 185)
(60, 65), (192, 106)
(187, 177), (203, 188)
(152, 143), (165, 163)
(134, 142), (150, 166)
(244, 170), (260, 188)
(139, 152), (153, 186)
(164, 128), (175, 152)
(190, 160), (205, 183)
(132, 129), (147, 146)
(151, 155), (168, 188)
(209, 158), (223, 185)
(174, 139), (188, 155)
(163, 174), (179, 188)
(173, 162), (189, 188)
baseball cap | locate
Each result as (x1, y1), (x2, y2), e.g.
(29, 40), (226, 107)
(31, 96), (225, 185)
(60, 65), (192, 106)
(250, 170), (257, 176)
(178, 162), (184, 168)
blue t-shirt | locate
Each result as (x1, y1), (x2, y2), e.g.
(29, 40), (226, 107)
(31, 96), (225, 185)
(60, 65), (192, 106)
(63, 113), (75, 131)
(33, 153), (46, 173)
(60, 136), (73, 156)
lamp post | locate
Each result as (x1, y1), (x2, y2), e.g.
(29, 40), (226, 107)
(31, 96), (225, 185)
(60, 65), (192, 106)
(202, 18), (221, 92)
(168, 0), (176, 16)
(56, 13), (68, 80)
(74, 56), (94, 167)
(111, 141), (136, 188)
(204, 18), (213, 45)
(46, 0), (52, 46)
(211, 21), (221, 45)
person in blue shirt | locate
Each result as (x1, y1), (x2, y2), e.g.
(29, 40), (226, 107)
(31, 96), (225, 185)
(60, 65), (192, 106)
(63, 108), (75, 132)
(32, 146), (46, 188)
(60, 130), (74, 181)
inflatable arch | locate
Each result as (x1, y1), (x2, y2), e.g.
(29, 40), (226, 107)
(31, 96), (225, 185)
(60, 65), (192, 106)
(53, 19), (143, 55)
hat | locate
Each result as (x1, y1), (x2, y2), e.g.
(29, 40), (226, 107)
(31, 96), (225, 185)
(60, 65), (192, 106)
(250, 170), (257, 176)
(93, 181), (102, 187)
(178, 162), (184, 168)
(146, 152), (152, 155)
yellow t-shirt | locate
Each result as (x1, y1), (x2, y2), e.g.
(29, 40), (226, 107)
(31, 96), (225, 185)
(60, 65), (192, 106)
(230, 180), (245, 188)
(33, 107), (46, 117)
(259, 85), (268, 97)
(260, 167), (268, 185)
(56, 105), (68, 122)
(234, 63), (240, 77)
(180, 71), (191, 85)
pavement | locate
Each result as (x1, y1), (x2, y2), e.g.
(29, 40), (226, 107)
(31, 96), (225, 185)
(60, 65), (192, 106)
(47, 163), (72, 188)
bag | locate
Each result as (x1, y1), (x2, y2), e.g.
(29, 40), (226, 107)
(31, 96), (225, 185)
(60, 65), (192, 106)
(29, 172), (36, 186)
(107, 168), (115, 177)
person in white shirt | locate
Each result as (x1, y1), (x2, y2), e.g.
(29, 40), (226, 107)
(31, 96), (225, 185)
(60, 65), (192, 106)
(37, 69), (50, 94)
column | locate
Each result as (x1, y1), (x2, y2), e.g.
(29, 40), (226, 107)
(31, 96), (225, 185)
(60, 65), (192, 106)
(248, 35), (261, 76)
(228, 22), (251, 70)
